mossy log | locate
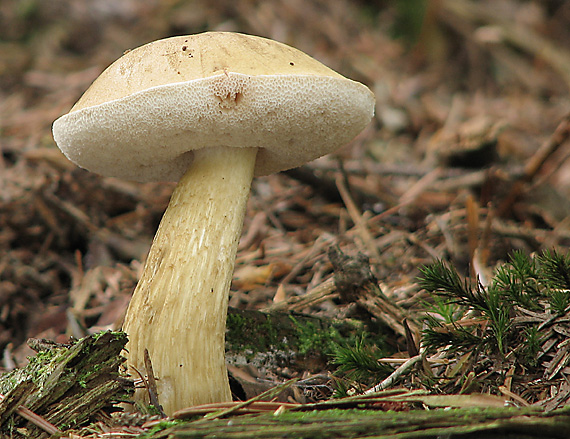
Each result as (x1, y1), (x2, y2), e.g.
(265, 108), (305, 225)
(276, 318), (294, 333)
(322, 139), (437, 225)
(0, 309), (378, 437)
(226, 307), (377, 367)
(225, 307), (382, 400)
(225, 308), (382, 367)
(0, 331), (133, 438)
(146, 405), (570, 439)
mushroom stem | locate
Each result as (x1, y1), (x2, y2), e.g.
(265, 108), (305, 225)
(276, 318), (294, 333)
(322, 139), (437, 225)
(122, 146), (258, 415)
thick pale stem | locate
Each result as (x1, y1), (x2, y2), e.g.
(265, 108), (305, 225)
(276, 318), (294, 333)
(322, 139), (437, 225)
(122, 146), (257, 415)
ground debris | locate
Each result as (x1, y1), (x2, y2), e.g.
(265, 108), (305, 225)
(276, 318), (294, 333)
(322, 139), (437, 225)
(1, 0), (570, 436)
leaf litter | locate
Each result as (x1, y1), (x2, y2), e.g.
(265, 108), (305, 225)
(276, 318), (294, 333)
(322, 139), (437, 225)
(1, 0), (570, 436)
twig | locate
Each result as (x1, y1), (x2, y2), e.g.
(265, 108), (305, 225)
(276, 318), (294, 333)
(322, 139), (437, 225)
(0, 393), (60, 436)
(378, 357), (451, 365)
(335, 174), (381, 262)
(279, 235), (330, 286)
(498, 386), (530, 407)
(238, 211), (266, 250)
(144, 349), (166, 418)
(365, 353), (425, 394)
(498, 113), (570, 215)
(466, 194), (479, 278)
(523, 113), (570, 181)
(398, 168), (442, 205)
(358, 289), (417, 338)
(267, 277), (338, 312)
(185, 378), (300, 421)
(365, 168), (442, 224)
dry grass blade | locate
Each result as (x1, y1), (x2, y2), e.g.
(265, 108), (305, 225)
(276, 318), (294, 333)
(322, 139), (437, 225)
(143, 349), (166, 418)
(174, 378), (300, 420)
(171, 401), (300, 417)
(335, 174), (381, 263)
(499, 113), (570, 215)
(365, 354), (424, 394)
(0, 392), (60, 436)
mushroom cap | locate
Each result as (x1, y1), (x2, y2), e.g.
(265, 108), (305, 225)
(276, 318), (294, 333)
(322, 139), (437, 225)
(52, 32), (375, 181)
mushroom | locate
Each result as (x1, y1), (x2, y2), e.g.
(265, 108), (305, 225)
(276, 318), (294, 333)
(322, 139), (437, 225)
(52, 32), (375, 415)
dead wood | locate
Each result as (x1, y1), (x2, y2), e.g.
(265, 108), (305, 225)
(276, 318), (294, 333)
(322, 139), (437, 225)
(150, 403), (570, 439)
(0, 331), (133, 438)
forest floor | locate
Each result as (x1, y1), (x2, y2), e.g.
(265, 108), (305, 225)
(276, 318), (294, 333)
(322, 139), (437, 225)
(1, 0), (570, 437)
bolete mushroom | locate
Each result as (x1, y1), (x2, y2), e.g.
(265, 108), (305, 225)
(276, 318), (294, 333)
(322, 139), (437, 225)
(52, 32), (375, 415)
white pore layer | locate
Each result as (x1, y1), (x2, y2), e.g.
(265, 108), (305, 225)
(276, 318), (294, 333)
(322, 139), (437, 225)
(52, 73), (375, 181)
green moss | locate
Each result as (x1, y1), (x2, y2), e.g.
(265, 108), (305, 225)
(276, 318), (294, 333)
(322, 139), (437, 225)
(226, 310), (289, 353)
(145, 405), (570, 438)
(290, 316), (341, 355)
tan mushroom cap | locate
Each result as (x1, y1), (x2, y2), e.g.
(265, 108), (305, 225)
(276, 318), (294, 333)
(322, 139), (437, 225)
(52, 32), (375, 181)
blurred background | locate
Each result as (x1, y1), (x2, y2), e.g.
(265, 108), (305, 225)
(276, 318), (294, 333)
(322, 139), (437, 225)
(1, 0), (569, 372)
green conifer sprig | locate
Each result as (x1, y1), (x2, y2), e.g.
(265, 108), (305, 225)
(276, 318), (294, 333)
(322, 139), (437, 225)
(419, 250), (570, 369)
(538, 250), (570, 290)
(330, 337), (392, 395)
(418, 261), (488, 311)
(493, 251), (541, 310)
(329, 250), (570, 398)
(424, 296), (463, 324)
(421, 314), (483, 351)
(537, 250), (570, 313)
(522, 325), (542, 367)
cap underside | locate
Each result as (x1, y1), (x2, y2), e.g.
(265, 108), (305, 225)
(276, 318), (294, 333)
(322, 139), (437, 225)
(53, 72), (374, 181)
